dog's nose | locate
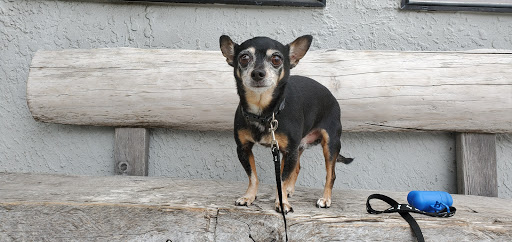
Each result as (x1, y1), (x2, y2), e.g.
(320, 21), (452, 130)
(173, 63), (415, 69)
(251, 69), (266, 82)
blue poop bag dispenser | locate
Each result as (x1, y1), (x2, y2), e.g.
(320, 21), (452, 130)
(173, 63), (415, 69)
(407, 191), (453, 213)
(367, 191), (456, 242)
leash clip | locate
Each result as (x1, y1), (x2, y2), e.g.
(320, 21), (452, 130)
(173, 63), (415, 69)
(270, 113), (279, 151)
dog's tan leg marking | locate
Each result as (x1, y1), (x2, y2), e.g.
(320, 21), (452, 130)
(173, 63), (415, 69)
(275, 153), (294, 214)
(286, 149), (302, 197)
(274, 133), (296, 213)
(236, 151), (258, 206)
(317, 129), (336, 208)
(236, 129), (258, 206)
(276, 133), (289, 152)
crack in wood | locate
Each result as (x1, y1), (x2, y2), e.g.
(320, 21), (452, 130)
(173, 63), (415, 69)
(364, 123), (434, 132)
(205, 207), (219, 239)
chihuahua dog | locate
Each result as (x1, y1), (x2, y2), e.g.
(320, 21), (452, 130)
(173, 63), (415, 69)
(220, 35), (352, 213)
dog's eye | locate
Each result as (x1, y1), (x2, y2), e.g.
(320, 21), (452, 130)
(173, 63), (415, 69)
(271, 55), (282, 67)
(239, 54), (251, 66)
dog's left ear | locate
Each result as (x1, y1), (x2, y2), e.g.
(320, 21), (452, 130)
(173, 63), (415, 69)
(288, 35), (313, 69)
(220, 35), (237, 67)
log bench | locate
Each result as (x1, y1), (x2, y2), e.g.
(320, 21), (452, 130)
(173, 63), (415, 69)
(1, 173), (511, 241)
(11, 47), (512, 240)
(26, 48), (512, 196)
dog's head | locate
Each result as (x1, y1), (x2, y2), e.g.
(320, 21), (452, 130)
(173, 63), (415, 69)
(219, 35), (312, 94)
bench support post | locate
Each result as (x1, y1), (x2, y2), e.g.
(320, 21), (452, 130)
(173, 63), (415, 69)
(114, 128), (149, 176)
(456, 133), (498, 197)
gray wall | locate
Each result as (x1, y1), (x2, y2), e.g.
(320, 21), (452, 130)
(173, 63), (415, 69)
(1, 0), (511, 198)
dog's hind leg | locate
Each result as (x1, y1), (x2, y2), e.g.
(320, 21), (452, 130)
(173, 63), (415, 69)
(317, 129), (340, 208)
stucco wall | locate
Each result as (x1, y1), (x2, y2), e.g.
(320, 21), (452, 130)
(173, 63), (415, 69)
(0, 0), (511, 198)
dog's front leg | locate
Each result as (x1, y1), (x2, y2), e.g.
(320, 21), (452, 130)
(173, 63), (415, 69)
(275, 149), (299, 214)
(235, 144), (259, 206)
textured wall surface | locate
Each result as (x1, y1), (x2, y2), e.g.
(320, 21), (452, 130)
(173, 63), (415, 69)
(0, 0), (511, 197)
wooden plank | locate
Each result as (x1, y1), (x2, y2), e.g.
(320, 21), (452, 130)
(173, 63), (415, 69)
(456, 133), (498, 197)
(26, 48), (512, 132)
(114, 128), (149, 176)
(1, 173), (511, 241)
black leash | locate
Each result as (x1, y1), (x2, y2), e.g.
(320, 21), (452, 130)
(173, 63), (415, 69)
(272, 144), (288, 241)
(269, 113), (288, 241)
(366, 194), (456, 242)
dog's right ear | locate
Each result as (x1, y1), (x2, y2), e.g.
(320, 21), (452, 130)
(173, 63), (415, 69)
(220, 35), (237, 67)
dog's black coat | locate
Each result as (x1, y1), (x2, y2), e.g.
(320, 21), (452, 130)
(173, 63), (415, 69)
(234, 75), (343, 176)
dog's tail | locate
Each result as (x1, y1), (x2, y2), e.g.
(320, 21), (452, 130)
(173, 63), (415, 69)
(337, 155), (354, 164)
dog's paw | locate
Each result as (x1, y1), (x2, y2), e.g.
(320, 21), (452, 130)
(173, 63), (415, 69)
(235, 195), (256, 206)
(275, 200), (293, 214)
(316, 197), (331, 208)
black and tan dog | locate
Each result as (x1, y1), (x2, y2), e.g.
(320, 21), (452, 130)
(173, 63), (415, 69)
(220, 35), (352, 213)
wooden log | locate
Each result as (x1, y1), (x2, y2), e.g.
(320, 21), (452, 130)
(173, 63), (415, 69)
(114, 128), (149, 176)
(1, 173), (511, 241)
(456, 133), (498, 197)
(26, 48), (512, 132)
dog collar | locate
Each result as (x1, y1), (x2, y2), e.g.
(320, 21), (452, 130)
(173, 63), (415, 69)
(240, 98), (286, 126)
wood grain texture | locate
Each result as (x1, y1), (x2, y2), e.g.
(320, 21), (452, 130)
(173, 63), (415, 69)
(27, 48), (512, 132)
(1, 173), (511, 241)
(456, 133), (498, 196)
(114, 128), (149, 176)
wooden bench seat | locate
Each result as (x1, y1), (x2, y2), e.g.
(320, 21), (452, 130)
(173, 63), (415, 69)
(1, 173), (511, 241)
